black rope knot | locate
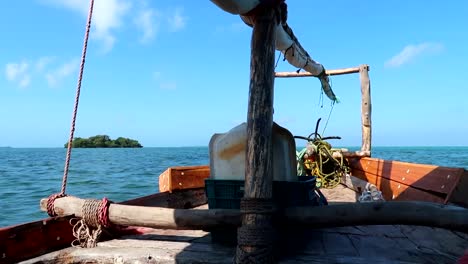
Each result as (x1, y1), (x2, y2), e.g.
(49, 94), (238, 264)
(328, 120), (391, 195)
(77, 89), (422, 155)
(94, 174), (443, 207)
(240, 198), (277, 214)
(236, 225), (277, 263)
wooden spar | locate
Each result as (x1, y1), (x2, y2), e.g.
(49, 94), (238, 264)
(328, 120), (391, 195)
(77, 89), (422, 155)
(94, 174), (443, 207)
(360, 65), (372, 154)
(275, 66), (361, 77)
(237, 6), (277, 262)
(284, 202), (468, 232)
(40, 197), (239, 230)
(275, 64), (372, 156)
(40, 197), (468, 232)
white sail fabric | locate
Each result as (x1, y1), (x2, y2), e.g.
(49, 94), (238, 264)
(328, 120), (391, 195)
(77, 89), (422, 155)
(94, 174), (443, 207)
(211, 0), (337, 102)
(210, 0), (260, 15)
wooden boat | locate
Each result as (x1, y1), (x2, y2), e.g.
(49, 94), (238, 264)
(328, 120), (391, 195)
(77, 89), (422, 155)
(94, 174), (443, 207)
(1, 161), (467, 263)
(1, 1), (467, 263)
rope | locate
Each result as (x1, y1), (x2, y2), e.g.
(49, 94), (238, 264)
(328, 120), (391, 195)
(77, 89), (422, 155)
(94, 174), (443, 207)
(70, 197), (113, 248)
(321, 100), (335, 135)
(60, 0), (94, 195)
(46, 193), (67, 217)
(235, 198), (277, 263)
(297, 138), (349, 189)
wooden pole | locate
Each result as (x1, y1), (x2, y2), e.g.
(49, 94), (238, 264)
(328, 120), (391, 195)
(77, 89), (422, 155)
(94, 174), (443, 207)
(40, 197), (240, 230)
(359, 64), (372, 155)
(284, 202), (467, 232)
(275, 66), (361, 78)
(40, 197), (468, 232)
(236, 6), (277, 263)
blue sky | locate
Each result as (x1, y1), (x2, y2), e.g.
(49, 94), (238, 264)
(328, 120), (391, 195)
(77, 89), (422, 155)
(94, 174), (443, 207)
(1, 0), (467, 148)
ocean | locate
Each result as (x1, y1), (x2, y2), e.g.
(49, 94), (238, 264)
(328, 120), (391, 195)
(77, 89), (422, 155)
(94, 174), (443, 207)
(0, 146), (467, 227)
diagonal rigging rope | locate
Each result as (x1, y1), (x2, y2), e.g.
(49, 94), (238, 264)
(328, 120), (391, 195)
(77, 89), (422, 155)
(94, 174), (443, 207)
(60, 0), (95, 195)
(47, 0), (94, 218)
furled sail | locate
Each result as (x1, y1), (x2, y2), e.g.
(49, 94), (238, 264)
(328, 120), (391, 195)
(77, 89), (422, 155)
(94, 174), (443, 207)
(210, 0), (338, 102)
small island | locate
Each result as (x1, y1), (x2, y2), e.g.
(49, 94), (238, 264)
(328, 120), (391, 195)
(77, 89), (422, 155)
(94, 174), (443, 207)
(64, 135), (143, 148)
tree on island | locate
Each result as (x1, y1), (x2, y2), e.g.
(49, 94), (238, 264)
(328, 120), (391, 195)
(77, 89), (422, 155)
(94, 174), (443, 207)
(64, 135), (143, 148)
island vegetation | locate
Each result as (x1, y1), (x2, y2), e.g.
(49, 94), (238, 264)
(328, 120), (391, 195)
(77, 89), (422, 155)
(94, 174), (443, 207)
(64, 135), (143, 148)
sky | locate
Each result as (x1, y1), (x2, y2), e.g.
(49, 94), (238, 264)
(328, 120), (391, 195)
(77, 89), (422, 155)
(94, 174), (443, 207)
(0, 0), (467, 148)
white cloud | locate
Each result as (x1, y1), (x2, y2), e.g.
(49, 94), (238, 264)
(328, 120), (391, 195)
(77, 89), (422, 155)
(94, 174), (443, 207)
(43, 0), (131, 53)
(5, 61), (31, 88)
(134, 9), (159, 44)
(36, 56), (55, 71)
(46, 58), (80, 87)
(159, 81), (177, 90)
(153, 71), (176, 90)
(215, 22), (246, 34)
(152, 71), (161, 80)
(385, 42), (444, 68)
(167, 8), (187, 32)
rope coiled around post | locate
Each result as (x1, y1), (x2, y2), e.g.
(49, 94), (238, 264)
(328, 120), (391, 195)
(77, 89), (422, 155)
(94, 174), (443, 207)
(71, 197), (113, 248)
(236, 198), (278, 264)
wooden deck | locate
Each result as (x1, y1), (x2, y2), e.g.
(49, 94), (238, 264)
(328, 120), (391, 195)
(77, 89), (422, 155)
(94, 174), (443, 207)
(21, 185), (468, 264)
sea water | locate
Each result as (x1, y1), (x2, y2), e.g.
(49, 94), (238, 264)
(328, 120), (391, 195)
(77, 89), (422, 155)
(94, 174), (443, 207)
(0, 146), (466, 227)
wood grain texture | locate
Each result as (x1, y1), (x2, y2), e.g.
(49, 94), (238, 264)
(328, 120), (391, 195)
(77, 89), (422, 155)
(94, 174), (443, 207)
(348, 157), (464, 196)
(238, 5), (278, 262)
(1, 190), (205, 264)
(40, 196), (240, 230)
(359, 65), (372, 153)
(39, 196), (468, 232)
(158, 166), (210, 193)
(275, 66), (362, 77)
(446, 169), (468, 207)
(284, 202), (468, 232)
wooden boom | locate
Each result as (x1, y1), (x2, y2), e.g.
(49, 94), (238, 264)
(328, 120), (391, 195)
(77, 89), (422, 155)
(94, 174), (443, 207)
(40, 196), (468, 232)
(275, 66), (363, 77)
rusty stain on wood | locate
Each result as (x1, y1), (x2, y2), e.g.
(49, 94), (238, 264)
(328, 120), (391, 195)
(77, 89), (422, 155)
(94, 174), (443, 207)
(218, 142), (245, 160)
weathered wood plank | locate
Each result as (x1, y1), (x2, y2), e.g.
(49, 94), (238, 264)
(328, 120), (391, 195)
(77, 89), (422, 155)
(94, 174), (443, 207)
(349, 157), (464, 195)
(348, 234), (453, 264)
(285, 202), (468, 232)
(321, 225), (407, 238)
(446, 169), (468, 207)
(120, 188), (207, 208)
(359, 65), (372, 154)
(399, 225), (468, 257)
(321, 232), (359, 256)
(238, 5), (277, 262)
(275, 66), (361, 78)
(280, 255), (418, 263)
(20, 246), (236, 264)
(40, 196), (240, 230)
(41, 196), (468, 231)
(350, 165), (446, 203)
(0, 216), (75, 264)
(158, 166), (210, 193)
(18, 225), (467, 264)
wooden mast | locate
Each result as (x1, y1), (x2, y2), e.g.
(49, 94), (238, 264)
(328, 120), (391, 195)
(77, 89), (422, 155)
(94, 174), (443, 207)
(236, 5), (277, 264)
(360, 65), (372, 155)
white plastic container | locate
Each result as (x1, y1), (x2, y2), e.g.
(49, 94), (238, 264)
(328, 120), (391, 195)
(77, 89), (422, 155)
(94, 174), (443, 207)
(209, 122), (297, 182)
